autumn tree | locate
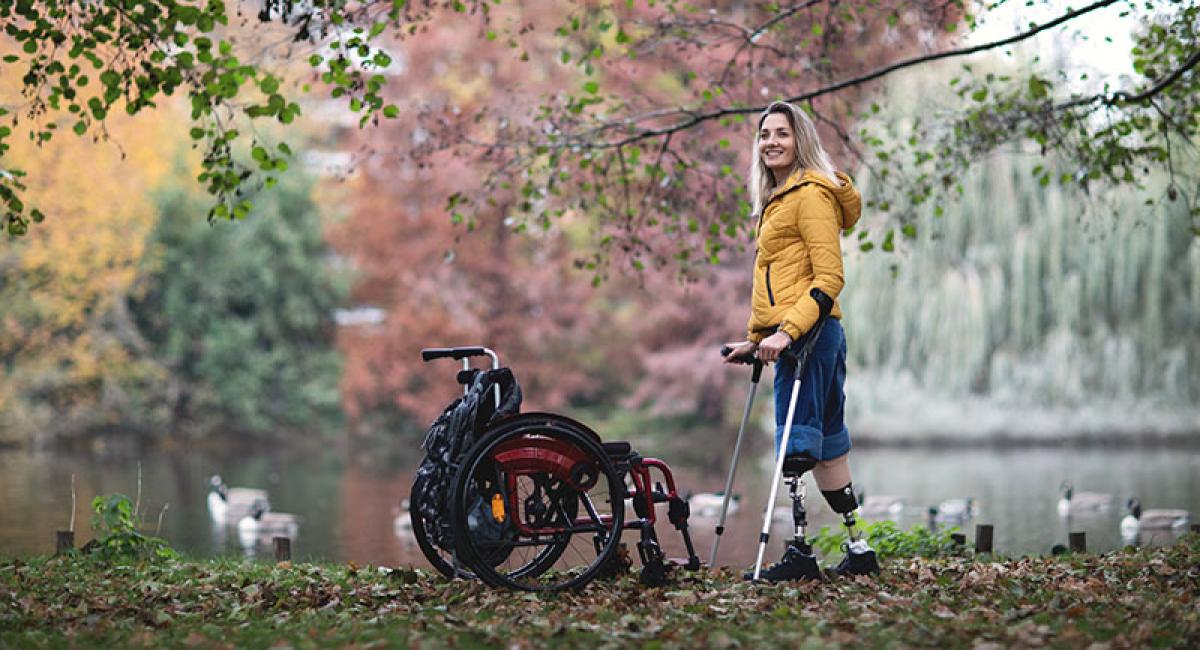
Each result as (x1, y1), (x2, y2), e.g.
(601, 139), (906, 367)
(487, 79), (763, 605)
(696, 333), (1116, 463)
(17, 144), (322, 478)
(3, 1), (1195, 258)
(0, 57), (345, 443)
(328, 9), (644, 433)
(0, 80), (176, 444)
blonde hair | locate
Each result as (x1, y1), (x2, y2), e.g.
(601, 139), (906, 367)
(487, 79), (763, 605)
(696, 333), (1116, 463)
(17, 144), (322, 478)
(748, 101), (839, 217)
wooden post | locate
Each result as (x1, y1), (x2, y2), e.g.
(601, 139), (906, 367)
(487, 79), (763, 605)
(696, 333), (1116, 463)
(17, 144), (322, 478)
(1068, 531), (1087, 553)
(974, 524), (994, 554)
(951, 533), (966, 547)
(273, 536), (291, 562)
(55, 531), (74, 555)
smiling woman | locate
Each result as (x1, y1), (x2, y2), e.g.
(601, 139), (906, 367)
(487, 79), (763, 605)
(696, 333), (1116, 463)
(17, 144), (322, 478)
(724, 100), (870, 581)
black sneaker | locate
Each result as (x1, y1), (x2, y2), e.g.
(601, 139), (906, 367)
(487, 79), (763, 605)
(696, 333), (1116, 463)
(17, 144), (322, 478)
(829, 540), (880, 576)
(743, 543), (821, 582)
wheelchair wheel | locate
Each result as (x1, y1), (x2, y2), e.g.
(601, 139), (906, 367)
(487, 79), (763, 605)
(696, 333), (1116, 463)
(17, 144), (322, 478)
(451, 415), (625, 591)
(409, 474), (474, 579)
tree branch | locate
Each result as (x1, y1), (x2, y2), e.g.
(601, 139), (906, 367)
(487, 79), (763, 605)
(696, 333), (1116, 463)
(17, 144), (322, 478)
(570, 0), (1122, 150)
(1056, 47), (1200, 111)
(1114, 47), (1200, 104)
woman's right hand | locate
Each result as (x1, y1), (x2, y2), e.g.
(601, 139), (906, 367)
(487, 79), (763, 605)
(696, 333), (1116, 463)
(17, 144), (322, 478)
(723, 340), (758, 364)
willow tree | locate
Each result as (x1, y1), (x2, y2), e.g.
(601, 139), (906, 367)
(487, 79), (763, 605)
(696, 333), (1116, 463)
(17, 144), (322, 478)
(1, 0), (1196, 269)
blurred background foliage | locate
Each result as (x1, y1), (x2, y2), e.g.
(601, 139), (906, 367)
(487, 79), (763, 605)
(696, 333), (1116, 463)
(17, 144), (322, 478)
(0, 1), (1197, 458)
(0, 91), (345, 446)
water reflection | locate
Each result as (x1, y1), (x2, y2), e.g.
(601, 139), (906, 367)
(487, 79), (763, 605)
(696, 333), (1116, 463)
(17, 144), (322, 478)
(0, 443), (1196, 569)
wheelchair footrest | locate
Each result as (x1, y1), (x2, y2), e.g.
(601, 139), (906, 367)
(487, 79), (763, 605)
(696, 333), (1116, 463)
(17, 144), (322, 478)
(668, 557), (703, 570)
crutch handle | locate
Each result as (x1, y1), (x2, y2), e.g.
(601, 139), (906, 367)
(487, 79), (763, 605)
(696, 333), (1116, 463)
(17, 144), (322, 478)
(719, 345), (753, 363)
(720, 345), (764, 382)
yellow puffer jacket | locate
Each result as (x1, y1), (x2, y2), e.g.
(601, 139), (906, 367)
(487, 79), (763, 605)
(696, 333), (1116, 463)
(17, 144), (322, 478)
(747, 169), (862, 343)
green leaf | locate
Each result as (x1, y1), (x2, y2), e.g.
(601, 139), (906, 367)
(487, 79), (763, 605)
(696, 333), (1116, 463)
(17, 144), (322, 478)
(1028, 76), (1048, 99)
(583, 80), (599, 94)
(383, 104), (399, 118)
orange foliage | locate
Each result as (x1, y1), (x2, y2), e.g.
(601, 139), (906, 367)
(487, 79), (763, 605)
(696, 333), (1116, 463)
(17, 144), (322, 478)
(0, 65), (187, 438)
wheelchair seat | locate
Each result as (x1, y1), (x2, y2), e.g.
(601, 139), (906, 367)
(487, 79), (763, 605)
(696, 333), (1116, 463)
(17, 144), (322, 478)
(782, 453), (817, 477)
(602, 441), (633, 459)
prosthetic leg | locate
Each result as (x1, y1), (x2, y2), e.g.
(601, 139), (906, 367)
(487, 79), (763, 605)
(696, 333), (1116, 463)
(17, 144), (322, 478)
(823, 484), (880, 576)
(747, 288), (833, 582)
(743, 455), (822, 581)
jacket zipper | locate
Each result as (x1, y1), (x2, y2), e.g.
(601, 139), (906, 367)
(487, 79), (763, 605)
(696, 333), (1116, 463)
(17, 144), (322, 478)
(765, 264), (776, 306)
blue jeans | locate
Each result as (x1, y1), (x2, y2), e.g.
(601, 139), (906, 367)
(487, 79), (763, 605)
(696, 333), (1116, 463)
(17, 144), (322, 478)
(773, 317), (850, 461)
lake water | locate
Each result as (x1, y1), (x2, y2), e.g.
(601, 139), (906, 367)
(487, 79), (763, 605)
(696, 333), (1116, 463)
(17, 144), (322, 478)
(2, 441), (1197, 568)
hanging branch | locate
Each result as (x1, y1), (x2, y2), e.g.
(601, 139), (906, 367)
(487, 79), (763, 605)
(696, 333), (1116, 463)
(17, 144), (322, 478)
(560, 0), (1124, 150)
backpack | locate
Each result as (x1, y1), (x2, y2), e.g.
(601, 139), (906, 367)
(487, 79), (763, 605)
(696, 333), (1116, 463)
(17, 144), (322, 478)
(413, 367), (521, 551)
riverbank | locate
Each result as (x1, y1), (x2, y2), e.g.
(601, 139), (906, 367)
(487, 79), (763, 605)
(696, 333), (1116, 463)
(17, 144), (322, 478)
(2, 536), (1197, 648)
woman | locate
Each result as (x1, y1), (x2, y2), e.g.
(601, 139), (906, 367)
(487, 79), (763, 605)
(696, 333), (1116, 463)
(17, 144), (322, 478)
(724, 101), (875, 580)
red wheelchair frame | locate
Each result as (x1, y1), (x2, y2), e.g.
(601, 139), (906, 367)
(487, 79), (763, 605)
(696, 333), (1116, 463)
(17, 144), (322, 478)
(411, 347), (701, 591)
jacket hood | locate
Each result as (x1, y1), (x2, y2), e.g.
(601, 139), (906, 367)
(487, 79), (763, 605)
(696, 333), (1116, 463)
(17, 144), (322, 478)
(777, 169), (862, 230)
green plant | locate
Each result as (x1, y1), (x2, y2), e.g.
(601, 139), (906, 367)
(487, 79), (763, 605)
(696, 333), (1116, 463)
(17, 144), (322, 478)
(89, 494), (177, 562)
(811, 520), (962, 560)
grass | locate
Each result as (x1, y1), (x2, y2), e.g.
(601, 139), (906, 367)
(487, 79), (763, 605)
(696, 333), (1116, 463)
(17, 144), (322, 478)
(2, 535), (1198, 648)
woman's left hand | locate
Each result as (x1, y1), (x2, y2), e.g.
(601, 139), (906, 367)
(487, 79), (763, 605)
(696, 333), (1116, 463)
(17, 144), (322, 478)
(757, 331), (793, 363)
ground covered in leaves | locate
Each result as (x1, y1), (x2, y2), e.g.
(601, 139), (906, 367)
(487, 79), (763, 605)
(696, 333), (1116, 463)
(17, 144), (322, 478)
(2, 536), (1198, 649)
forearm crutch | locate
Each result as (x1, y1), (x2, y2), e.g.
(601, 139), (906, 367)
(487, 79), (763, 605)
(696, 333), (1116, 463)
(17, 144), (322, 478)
(710, 347), (764, 567)
(751, 288), (833, 581)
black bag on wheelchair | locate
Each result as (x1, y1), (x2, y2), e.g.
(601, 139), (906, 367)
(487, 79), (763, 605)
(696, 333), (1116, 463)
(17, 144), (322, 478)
(414, 367), (521, 552)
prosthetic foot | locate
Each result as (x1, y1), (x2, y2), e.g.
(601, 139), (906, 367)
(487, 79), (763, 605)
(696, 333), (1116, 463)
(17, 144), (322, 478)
(823, 484), (881, 576)
(747, 541), (821, 582)
(744, 454), (821, 582)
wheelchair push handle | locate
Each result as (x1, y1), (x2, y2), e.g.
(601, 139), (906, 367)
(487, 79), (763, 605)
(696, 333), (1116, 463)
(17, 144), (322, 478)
(421, 346), (493, 363)
(421, 346), (501, 399)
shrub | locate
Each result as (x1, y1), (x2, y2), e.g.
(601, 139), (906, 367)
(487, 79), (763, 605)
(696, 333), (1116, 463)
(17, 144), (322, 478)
(88, 494), (177, 562)
(812, 520), (962, 560)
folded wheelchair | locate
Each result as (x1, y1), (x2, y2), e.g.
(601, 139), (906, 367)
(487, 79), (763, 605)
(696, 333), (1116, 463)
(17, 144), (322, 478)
(409, 346), (702, 592)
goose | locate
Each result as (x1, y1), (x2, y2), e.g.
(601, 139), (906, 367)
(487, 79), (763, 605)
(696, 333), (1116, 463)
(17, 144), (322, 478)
(933, 497), (977, 524)
(1121, 498), (1190, 536)
(1056, 481), (1112, 517)
(208, 475), (269, 524)
(237, 498), (299, 548)
(687, 492), (740, 518)
(857, 489), (905, 520)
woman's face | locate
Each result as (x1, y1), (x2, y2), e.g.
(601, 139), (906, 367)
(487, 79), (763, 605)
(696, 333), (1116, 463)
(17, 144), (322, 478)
(758, 112), (797, 178)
